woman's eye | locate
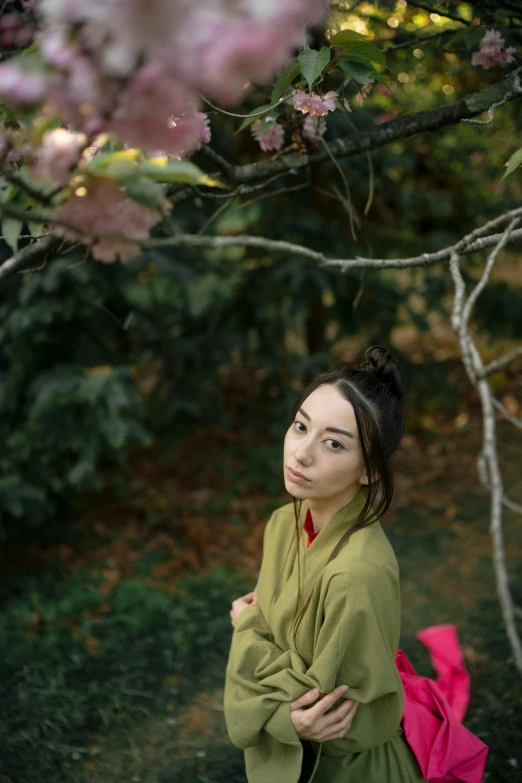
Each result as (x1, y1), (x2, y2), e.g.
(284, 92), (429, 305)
(326, 439), (344, 451)
(293, 420), (306, 432)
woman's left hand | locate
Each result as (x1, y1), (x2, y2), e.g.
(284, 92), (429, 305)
(230, 589), (258, 627)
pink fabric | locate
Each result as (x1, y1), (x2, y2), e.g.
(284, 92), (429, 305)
(415, 625), (470, 722)
(395, 625), (488, 783)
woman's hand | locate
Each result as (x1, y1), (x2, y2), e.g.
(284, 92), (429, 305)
(290, 685), (359, 742)
(230, 589), (258, 627)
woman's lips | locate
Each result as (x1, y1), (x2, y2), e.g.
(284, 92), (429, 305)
(286, 466), (310, 483)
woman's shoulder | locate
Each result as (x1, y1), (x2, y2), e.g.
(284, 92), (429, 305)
(329, 521), (400, 579)
(263, 501), (298, 539)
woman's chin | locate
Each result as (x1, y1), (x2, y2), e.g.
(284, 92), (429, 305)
(284, 478), (310, 498)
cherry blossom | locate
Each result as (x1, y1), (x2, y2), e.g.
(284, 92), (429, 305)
(52, 177), (165, 263)
(251, 119), (285, 151)
(290, 89), (339, 116)
(0, 64), (47, 105)
(16, 0), (328, 155)
(108, 65), (204, 157)
(471, 30), (516, 70)
(33, 128), (87, 187)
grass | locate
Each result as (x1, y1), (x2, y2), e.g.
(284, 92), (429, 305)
(0, 419), (521, 782)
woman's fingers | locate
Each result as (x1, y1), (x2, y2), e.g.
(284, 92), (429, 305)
(322, 697), (358, 728)
(321, 700), (360, 739)
(290, 689), (321, 711)
(314, 684), (349, 715)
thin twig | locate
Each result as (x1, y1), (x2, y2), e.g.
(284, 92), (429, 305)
(406, 0), (471, 25)
(491, 397), (522, 431)
(461, 70), (522, 126)
(480, 347), (522, 377)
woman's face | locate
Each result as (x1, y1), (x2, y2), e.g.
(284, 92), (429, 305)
(283, 383), (369, 502)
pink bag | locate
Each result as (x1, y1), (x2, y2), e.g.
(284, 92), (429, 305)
(395, 624), (488, 783)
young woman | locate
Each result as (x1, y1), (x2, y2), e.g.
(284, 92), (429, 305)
(224, 345), (426, 783)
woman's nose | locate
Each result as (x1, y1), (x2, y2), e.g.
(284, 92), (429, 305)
(294, 441), (313, 466)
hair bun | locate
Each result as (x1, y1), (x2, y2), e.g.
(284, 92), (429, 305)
(362, 345), (404, 401)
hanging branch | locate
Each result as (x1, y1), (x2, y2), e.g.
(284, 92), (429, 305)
(449, 219), (522, 675)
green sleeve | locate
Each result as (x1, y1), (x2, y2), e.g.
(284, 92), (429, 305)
(224, 566), (402, 754)
(224, 602), (310, 750)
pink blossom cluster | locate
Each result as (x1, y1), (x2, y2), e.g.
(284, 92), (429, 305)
(471, 30), (516, 70)
(33, 127), (87, 186)
(0, 65), (47, 105)
(251, 118), (285, 151)
(0, 0), (328, 158)
(302, 114), (326, 143)
(53, 177), (165, 263)
(290, 89), (338, 116)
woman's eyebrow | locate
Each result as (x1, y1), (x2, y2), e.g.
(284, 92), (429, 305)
(297, 407), (356, 439)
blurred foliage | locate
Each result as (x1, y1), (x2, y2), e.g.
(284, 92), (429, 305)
(0, 1), (520, 534)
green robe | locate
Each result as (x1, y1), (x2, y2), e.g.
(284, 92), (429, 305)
(224, 487), (425, 783)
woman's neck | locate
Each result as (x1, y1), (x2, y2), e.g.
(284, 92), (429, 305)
(306, 485), (362, 532)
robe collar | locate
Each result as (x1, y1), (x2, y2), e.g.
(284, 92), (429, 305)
(271, 487), (370, 613)
(300, 486), (368, 559)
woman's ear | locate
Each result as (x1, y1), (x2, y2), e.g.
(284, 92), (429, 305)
(359, 469), (369, 486)
(359, 468), (378, 485)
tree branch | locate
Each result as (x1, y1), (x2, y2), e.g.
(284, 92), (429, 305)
(2, 206), (521, 283)
(0, 234), (62, 280)
(449, 220), (522, 675)
(406, 0), (471, 25)
(168, 68), (522, 200)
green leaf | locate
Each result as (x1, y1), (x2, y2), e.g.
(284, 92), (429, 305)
(339, 53), (377, 68)
(466, 26), (487, 50)
(494, 8), (511, 20)
(339, 54), (391, 86)
(333, 39), (386, 67)
(259, 115), (278, 133)
(298, 47), (331, 90)
(138, 158), (225, 188)
(235, 104), (273, 134)
(443, 29), (469, 52)
(370, 69), (391, 88)
(500, 146), (522, 182)
(271, 60), (301, 105)
(339, 59), (373, 85)
(121, 178), (166, 211)
(0, 179), (20, 205)
(1, 216), (23, 253)
(86, 149), (141, 183)
(28, 221), (45, 237)
(329, 30), (367, 46)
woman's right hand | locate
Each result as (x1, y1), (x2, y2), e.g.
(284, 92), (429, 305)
(290, 685), (359, 742)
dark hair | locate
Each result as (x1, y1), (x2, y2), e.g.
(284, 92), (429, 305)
(276, 345), (405, 655)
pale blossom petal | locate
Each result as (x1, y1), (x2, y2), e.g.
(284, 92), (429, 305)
(0, 64), (48, 104)
(52, 177), (164, 262)
(251, 118), (285, 151)
(33, 127), (86, 186)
